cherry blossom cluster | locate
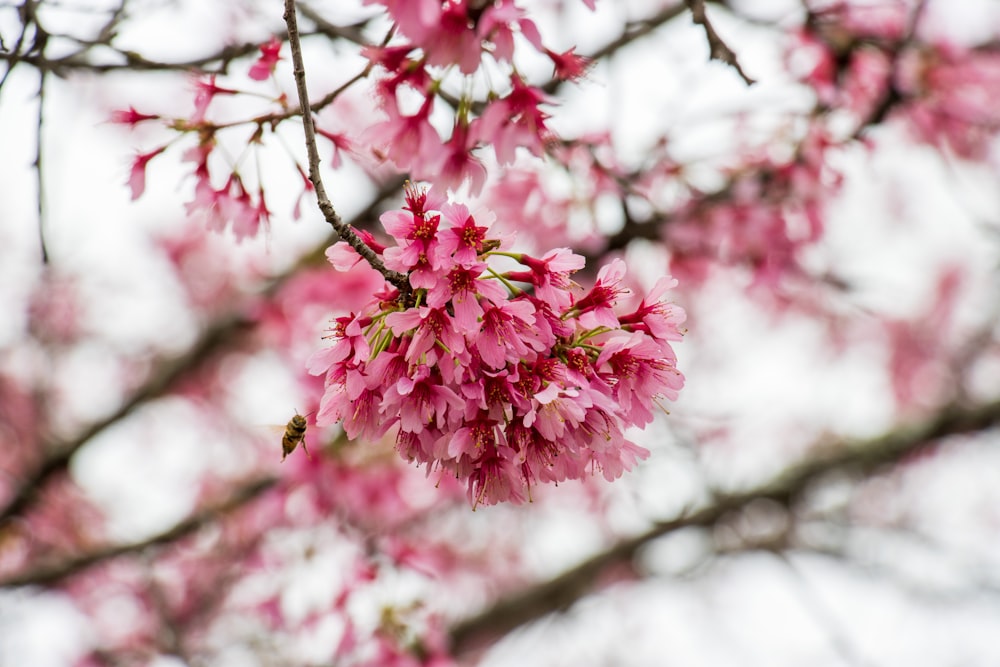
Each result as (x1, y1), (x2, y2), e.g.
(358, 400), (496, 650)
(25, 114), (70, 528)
(114, 40), (293, 241)
(793, 1), (1000, 160)
(116, 0), (596, 238)
(361, 0), (590, 195)
(308, 183), (684, 507)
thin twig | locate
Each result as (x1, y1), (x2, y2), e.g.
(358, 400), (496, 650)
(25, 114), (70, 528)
(684, 0), (756, 85)
(0, 0), (36, 95)
(282, 0), (409, 293)
(775, 553), (877, 667)
(35, 67), (48, 263)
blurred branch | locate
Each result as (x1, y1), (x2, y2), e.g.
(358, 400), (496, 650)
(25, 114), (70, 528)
(448, 396), (1000, 654)
(774, 553), (876, 667)
(0, 476), (277, 588)
(2, 37), (273, 75)
(0, 0), (42, 94)
(297, 2), (369, 47)
(34, 63), (48, 263)
(0, 175), (405, 527)
(0, 313), (254, 525)
(803, 524), (1000, 601)
(684, 0), (756, 85)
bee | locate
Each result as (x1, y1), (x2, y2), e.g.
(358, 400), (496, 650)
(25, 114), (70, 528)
(281, 411), (312, 461)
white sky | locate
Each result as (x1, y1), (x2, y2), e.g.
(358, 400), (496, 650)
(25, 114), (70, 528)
(3, 1), (1000, 665)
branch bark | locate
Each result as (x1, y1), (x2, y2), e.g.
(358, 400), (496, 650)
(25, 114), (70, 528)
(283, 0), (410, 293)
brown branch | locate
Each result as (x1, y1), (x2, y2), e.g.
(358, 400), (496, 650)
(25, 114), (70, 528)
(283, 0), (409, 293)
(684, 0), (756, 85)
(448, 396), (1000, 654)
(0, 313), (254, 525)
(0, 476), (277, 588)
(0, 25), (370, 77)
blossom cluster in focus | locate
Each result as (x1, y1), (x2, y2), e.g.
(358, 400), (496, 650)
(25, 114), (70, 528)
(308, 184), (685, 507)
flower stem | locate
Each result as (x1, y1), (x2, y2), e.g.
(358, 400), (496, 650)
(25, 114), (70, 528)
(283, 0), (410, 294)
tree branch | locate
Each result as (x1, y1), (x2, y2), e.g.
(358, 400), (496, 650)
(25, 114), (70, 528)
(448, 396), (1000, 654)
(283, 0), (410, 294)
(0, 313), (254, 525)
(0, 476), (277, 588)
(684, 0), (756, 85)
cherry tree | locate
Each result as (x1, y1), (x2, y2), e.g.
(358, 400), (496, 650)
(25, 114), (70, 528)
(2, 0), (1000, 665)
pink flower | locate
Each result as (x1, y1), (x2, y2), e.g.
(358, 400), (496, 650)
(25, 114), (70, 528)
(426, 262), (505, 333)
(386, 305), (467, 365)
(363, 96), (439, 172)
(423, 2), (483, 74)
(382, 364), (465, 434)
(182, 169), (265, 240)
(248, 36), (282, 81)
(545, 46), (590, 81)
(619, 276), (686, 349)
(315, 126), (354, 168)
(596, 332), (684, 426)
(191, 74), (238, 123)
(381, 183), (449, 287)
(362, 44), (431, 102)
(478, 0), (545, 62)
(110, 106), (159, 126)
(421, 120), (487, 195)
(325, 231), (387, 271)
(476, 299), (537, 369)
(466, 446), (525, 507)
(572, 258), (631, 329)
(475, 75), (554, 164)
(590, 438), (649, 482)
(437, 202), (494, 266)
(507, 248), (585, 310)
(291, 165), (315, 220)
(127, 146), (166, 200)
(365, 0), (441, 44)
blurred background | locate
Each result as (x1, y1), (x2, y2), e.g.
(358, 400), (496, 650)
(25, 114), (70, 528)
(2, 0), (1000, 665)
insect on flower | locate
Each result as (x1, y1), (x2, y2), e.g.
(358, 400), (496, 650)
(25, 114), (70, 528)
(281, 411), (312, 461)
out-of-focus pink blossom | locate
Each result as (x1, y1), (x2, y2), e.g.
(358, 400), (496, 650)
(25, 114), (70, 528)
(421, 120), (487, 195)
(425, 2), (483, 74)
(127, 146), (166, 200)
(898, 47), (1000, 160)
(191, 74), (238, 123)
(478, 0), (546, 61)
(109, 106), (159, 126)
(365, 0), (442, 44)
(475, 75), (554, 164)
(248, 36), (282, 81)
(545, 46), (590, 81)
(315, 126), (354, 168)
(886, 266), (963, 409)
(364, 96), (440, 172)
